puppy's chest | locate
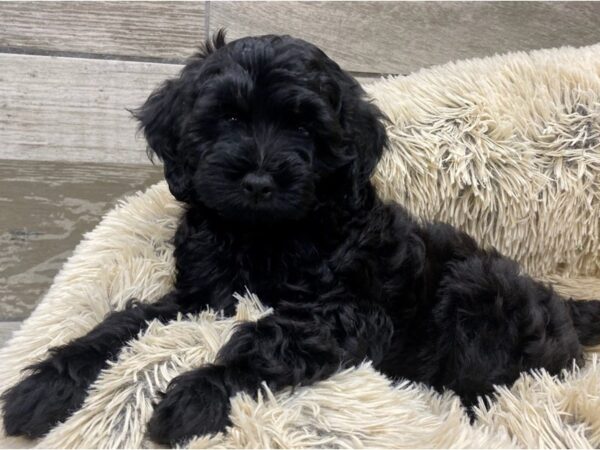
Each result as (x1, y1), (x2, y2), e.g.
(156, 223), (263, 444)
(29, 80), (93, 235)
(227, 239), (329, 305)
(177, 225), (332, 307)
(175, 215), (407, 309)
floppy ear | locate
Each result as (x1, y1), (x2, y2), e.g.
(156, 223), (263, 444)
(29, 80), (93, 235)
(134, 78), (193, 201)
(133, 29), (228, 202)
(342, 88), (388, 189)
(332, 76), (388, 199)
(317, 54), (387, 198)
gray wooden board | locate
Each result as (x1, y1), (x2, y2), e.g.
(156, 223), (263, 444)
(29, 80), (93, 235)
(0, 53), (376, 165)
(0, 322), (21, 348)
(0, 1), (206, 61)
(0, 160), (163, 321)
(2, 1), (599, 74)
(0, 53), (181, 165)
(210, 1), (600, 75)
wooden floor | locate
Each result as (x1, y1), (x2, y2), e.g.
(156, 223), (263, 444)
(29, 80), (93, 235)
(1, 1), (599, 345)
(0, 160), (163, 321)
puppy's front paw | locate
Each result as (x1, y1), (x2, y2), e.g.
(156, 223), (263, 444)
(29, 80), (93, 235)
(147, 365), (232, 446)
(2, 358), (92, 438)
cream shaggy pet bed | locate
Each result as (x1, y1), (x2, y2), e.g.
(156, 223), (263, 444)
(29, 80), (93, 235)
(1, 43), (600, 449)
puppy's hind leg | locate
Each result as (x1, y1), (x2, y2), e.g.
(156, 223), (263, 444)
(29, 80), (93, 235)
(1, 292), (182, 439)
(566, 298), (600, 346)
(431, 255), (583, 410)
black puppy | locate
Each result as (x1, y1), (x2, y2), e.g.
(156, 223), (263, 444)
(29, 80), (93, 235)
(4, 32), (600, 445)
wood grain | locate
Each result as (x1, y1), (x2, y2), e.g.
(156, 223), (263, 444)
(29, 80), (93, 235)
(0, 1), (205, 61)
(210, 1), (600, 75)
(0, 160), (162, 321)
(0, 53), (181, 164)
(0, 53), (375, 165)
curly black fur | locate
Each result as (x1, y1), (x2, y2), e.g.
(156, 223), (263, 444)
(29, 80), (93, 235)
(4, 32), (600, 445)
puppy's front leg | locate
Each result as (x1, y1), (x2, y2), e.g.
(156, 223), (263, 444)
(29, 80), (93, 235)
(148, 301), (393, 445)
(2, 292), (183, 439)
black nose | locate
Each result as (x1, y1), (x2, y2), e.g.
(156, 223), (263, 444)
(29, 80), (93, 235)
(241, 172), (275, 201)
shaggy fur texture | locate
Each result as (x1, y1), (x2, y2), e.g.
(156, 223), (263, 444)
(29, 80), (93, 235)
(369, 45), (600, 279)
(1, 38), (599, 448)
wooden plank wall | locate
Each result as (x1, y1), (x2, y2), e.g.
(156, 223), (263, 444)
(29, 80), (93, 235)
(1, 1), (599, 344)
(210, 2), (600, 75)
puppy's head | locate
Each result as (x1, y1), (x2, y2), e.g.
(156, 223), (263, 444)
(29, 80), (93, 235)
(135, 31), (386, 225)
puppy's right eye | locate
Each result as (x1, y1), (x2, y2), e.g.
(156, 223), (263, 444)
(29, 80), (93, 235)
(297, 126), (310, 136)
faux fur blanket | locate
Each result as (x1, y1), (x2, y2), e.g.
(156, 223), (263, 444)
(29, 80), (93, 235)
(1, 43), (600, 449)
